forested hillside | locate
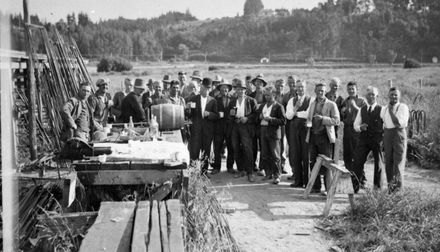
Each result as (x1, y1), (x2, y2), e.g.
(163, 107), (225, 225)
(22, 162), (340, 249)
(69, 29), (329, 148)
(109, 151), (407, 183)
(5, 0), (440, 63)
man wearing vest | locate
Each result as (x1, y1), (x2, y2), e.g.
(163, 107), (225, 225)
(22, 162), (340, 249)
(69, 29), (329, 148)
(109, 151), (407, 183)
(187, 78), (218, 176)
(352, 86), (384, 193)
(212, 79), (235, 175)
(306, 83), (340, 194)
(286, 80), (311, 188)
(230, 79), (258, 182)
(380, 87), (409, 192)
(340, 82), (367, 182)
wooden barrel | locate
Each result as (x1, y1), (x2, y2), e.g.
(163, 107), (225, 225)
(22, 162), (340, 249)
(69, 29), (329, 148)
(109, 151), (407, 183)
(150, 104), (185, 131)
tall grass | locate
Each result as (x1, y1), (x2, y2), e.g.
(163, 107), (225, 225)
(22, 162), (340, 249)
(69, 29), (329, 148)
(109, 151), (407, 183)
(319, 189), (440, 252)
(181, 162), (240, 252)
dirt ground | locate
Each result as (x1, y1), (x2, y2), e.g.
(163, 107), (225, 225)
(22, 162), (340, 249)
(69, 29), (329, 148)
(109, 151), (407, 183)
(210, 161), (440, 252)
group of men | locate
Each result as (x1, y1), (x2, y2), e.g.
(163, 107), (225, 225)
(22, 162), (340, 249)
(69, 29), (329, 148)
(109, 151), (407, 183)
(61, 71), (409, 193)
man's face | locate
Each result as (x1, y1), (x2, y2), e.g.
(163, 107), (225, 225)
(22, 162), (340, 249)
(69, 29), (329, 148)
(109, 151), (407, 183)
(264, 91), (274, 103)
(296, 83), (305, 97)
(170, 84), (180, 97)
(154, 84), (162, 94)
(255, 80), (264, 90)
(179, 74), (187, 82)
(98, 83), (109, 94)
(235, 88), (245, 98)
(347, 85), (357, 97)
(315, 85), (326, 99)
(330, 82), (339, 93)
(287, 79), (296, 92)
(366, 92), (377, 105)
(134, 87), (144, 95)
(388, 90), (400, 105)
(124, 80), (133, 92)
(79, 85), (92, 100)
(275, 81), (284, 92)
(219, 85), (229, 96)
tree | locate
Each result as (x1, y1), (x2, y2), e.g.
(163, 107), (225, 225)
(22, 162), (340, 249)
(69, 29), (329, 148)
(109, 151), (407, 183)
(243, 0), (264, 16)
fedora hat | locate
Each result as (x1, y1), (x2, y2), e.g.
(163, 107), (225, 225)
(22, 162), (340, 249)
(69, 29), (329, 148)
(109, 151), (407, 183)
(96, 78), (110, 87)
(162, 74), (171, 83)
(232, 79), (246, 90)
(216, 79), (232, 91)
(201, 77), (213, 88)
(134, 78), (147, 90)
(251, 73), (267, 87)
(190, 70), (203, 81)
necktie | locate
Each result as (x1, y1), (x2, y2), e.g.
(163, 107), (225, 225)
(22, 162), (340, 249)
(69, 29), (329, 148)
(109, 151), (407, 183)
(368, 106), (372, 114)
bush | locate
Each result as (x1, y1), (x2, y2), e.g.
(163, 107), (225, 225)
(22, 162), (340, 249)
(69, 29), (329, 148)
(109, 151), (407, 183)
(306, 57), (315, 66)
(97, 57), (133, 72)
(208, 65), (219, 71)
(403, 58), (421, 68)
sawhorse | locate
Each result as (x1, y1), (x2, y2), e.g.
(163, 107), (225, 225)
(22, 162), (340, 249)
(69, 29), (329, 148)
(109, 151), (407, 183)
(303, 154), (355, 216)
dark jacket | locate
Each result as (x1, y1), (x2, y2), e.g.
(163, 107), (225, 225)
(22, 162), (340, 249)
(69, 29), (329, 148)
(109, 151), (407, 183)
(215, 94), (234, 135)
(258, 101), (286, 139)
(228, 96), (258, 137)
(121, 92), (146, 123)
(188, 94), (218, 137)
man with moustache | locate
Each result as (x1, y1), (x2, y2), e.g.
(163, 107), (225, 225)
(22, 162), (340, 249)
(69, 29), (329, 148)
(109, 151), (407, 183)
(286, 80), (312, 187)
(380, 87), (409, 192)
(230, 79), (258, 182)
(212, 79), (235, 175)
(187, 78), (218, 176)
(352, 86), (384, 193)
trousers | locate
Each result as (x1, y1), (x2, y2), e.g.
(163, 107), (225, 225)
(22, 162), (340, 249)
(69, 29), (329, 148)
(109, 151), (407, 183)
(383, 128), (407, 192)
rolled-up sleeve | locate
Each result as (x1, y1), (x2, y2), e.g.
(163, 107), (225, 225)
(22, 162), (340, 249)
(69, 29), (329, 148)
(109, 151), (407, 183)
(396, 103), (409, 128)
(285, 98), (295, 120)
(353, 111), (362, 132)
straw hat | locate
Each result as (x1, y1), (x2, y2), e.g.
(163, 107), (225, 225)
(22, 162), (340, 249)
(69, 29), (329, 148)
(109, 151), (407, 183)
(134, 78), (147, 90)
(190, 70), (203, 81)
(232, 79), (246, 89)
(216, 79), (232, 91)
(212, 75), (223, 84)
(162, 74), (171, 83)
(251, 73), (267, 87)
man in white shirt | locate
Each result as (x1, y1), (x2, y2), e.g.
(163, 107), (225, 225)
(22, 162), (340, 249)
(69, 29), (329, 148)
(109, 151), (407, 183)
(352, 86), (384, 193)
(380, 87), (409, 192)
(285, 80), (311, 187)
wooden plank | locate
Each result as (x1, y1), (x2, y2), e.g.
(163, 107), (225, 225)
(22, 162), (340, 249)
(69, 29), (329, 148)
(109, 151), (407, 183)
(159, 201), (170, 252)
(79, 202), (135, 252)
(131, 201), (150, 252)
(61, 171), (77, 208)
(151, 181), (173, 201)
(335, 173), (354, 194)
(148, 201), (162, 252)
(73, 161), (186, 171)
(323, 170), (342, 217)
(166, 200), (184, 252)
(304, 157), (323, 198)
(77, 169), (182, 185)
(319, 154), (351, 173)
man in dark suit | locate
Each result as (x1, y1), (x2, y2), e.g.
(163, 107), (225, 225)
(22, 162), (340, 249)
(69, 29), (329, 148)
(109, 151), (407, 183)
(352, 86), (384, 193)
(258, 85), (286, 184)
(187, 78), (218, 176)
(121, 78), (147, 123)
(286, 80), (311, 187)
(230, 79), (258, 182)
(212, 79), (235, 175)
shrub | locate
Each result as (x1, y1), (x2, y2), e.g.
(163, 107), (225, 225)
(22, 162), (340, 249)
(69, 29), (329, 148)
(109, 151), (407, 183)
(97, 57), (133, 72)
(208, 65), (219, 71)
(306, 57), (315, 66)
(403, 58), (421, 68)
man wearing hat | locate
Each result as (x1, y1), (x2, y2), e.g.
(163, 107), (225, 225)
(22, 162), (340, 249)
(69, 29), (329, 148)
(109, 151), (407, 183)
(282, 75), (299, 177)
(209, 74), (223, 98)
(187, 77), (218, 176)
(88, 78), (113, 130)
(249, 73), (267, 176)
(178, 71), (188, 88)
(121, 78), (147, 123)
(212, 79), (235, 175)
(112, 78), (133, 123)
(182, 70), (202, 100)
(229, 79), (258, 182)
(245, 75), (254, 96)
(162, 74), (172, 97)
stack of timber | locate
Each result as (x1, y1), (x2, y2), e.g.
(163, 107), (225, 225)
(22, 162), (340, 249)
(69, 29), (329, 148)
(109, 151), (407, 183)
(79, 200), (184, 252)
(21, 25), (92, 151)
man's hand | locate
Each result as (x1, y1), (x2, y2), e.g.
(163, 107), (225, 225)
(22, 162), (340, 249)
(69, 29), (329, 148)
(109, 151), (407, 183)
(263, 116), (271, 121)
(107, 100), (114, 107)
(240, 117), (248, 124)
(313, 115), (323, 121)
(360, 123), (368, 131)
(203, 111), (210, 118)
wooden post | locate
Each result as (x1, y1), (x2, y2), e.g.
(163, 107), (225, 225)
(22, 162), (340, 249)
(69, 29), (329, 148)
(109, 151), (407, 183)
(23, 0), (38, 161)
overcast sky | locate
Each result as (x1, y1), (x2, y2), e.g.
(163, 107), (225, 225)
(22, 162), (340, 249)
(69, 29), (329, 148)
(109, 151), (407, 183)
(4, 0), (324, 22)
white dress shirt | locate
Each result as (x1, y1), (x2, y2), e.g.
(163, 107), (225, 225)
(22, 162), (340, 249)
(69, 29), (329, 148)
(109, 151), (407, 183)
(285, 95), (308, 120)
(201, 96), (207, 117)
(236, 98), (245, 118)
(261, 103), (273, 126)
(354, 102), (377, 132)
(380, 102), (409, 129)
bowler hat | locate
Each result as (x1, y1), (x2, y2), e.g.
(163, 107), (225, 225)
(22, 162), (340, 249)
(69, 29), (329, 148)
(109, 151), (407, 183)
(201, 77), (213, 88)
(251, 73), (267, 87)
(190, 70), (203, 81)
(216, 79), (232, 91)
(134, 78), (147, 90)
(96, 78), (110, 87)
